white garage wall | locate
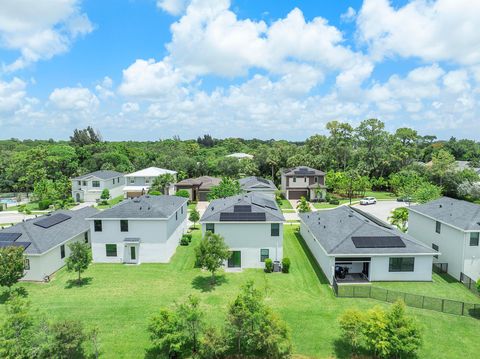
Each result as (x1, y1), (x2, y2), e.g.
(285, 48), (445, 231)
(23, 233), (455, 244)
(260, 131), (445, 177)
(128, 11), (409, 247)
(300, 223), (334, 283)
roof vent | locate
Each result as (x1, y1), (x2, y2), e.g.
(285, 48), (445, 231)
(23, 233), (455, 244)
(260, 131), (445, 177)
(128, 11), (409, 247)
(139, 207), (142, 210)
(439, 204), (442, 208)
(323, 225), (326, 229)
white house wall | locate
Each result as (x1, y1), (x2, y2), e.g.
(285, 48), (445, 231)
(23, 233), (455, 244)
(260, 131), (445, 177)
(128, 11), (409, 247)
(300, 223), (334, 283)
(369, 255), (433, 281)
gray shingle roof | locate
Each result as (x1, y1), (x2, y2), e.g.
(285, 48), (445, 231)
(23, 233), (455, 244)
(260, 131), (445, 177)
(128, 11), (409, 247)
(282, 166), (325, 176)
(88, 195), (187, 219)
(299, 206), (435, 255)
(0, 207), (99, 255)
(201, 193), (285, 222)
(72, 170), (124, 181)
(239, 176), (277, 191)
(408, 197), (480, 231)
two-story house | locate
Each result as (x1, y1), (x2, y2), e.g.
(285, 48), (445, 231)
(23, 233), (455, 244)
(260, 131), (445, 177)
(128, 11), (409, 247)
(408, 197), (480, 281)
(239, 176), (277, 199)
(71, 170), (124, 202)
(200, 193), (285, 269)
(123, 167), (177, 198)
(87, 195), (188, 264)
(280, 166), (326, 200)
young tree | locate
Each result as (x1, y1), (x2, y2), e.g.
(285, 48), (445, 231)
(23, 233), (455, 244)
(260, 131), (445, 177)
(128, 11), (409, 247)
(175, 189), (190, 199)
(177, 295), (204, 355)
(296, 196), (311, 213)
(189, 208), (200, 229)
(40, 320), (87, 359)
(207, 177), (241, 200)
(65, 242), (92, 283)
(195, 232), (231, 283)
(362, 306), (390, 358)
(339, 309), (364, 354)
(430, 149), (455, 186)
(198, 327), (229, 359)
(388, 207), (409, 232)
(413, 182), (442, 204)
(150, 173), (176, 194)
(386, 301), (422, 358)
(70, 126), (102, 146)
(100, 188), (110, 205)
(0, 246), (25, 291)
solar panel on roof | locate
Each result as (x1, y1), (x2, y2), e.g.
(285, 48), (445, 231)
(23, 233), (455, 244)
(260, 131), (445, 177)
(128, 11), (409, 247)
(0, 232), (22, 242)
(33, 213), (71, 229)
(256, 177), (270, 185)
(220, 212), (266, 221)
(352, 236), (406, 248)
(251, 200), (265, 208)
(234, 205), (252, 213)
(0, 241), (30, 249)
(263, 199), (278, 209)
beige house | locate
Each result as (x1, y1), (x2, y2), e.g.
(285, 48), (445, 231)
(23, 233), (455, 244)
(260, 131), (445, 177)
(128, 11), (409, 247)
(174, 176), (221, 201)
(280, 166), (326, 200)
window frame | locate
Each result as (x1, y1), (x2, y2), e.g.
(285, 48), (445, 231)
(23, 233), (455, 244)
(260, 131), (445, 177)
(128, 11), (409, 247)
(120, 219), (129, 232)
(470, 232), (479, 246)
(24, 258), (30, 270)
(260, 249), (269, 262)
(432, 243), (439, 259)
(435, 221), (441, 234)
(60, 244), (65, 259)
(206, 223), (215, 233)
(106, 244), (117, 257)
(84, 232), (89, 244)
(271, 223), (280, 237)
(389, 257), (415, 272)
(94, 220), (102, 232)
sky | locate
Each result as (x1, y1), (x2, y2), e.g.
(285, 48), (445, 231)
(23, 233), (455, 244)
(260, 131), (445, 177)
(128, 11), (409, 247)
(0, 0), (480, 141)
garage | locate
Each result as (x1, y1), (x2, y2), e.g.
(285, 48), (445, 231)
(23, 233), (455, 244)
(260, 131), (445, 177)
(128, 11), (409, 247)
(288, 190), (308, 200)
(126, 191), (142, 198)
(198, 191), (209, 201)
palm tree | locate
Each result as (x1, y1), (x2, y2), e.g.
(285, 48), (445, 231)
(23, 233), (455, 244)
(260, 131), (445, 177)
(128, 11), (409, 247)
(388, 207), (408, 232)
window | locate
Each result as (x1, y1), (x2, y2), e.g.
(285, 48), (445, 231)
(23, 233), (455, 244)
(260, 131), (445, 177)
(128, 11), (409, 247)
(84, 232), (89, 243)
(470, 232), (479, 246)
(181, 206), (184, 215)
(206, 223), (215, 233)
(60, 244), (65, 259)
(120, 220), (128, 232)
(106, 244), (117, 257)
(94, 220), (102, 232)
(130, 178), (135, 184)
(82, 181), (87, 186)
(432, 243), (439, 259)
(176, 212), (178, 221)
(271, 223), (280, 236)
(146, 178), (150, 184)
(389, 257), (415, 272)
(435, 221), (441, 234)
(304, 177), (307, 182)
(92, 180), (100, 187)
(293, 177), (296, 182)
(260, 249), (269, 262)
(77, 181), (81, 185)
(113, 179), (115, 184)
(24, 258), (30, 270)
(315, 177), (318, 183)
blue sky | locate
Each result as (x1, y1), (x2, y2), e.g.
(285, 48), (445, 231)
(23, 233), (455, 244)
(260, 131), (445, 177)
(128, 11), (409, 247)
(0, 0), (479, 141)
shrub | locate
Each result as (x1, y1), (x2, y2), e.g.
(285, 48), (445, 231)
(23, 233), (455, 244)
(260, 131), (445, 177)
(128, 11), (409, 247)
(38, 199), (52, 210)
(329, 198), (340, 205)
(175, 189), (190, 199)
(149, 190), (162, 196)
(264, 258), (273, 273)
(183, 233), (192, 243)
(180, 235), (190, 246)
(282, 258), (291, 273)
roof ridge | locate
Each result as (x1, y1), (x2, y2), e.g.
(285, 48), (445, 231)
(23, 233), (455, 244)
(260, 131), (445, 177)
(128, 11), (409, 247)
(19, 221), (39, 252)
(329, 219), (366, 253)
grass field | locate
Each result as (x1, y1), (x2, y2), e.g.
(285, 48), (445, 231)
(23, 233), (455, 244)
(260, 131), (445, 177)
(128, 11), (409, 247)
(313, 191), (396, 209)
(187, 202), (197, 211)
(2, 226), (479, 358)
(96, 195), (124, 209)
(278, 199), (293, 209)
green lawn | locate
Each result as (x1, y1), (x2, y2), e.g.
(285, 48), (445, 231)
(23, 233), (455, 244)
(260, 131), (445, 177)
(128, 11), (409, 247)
(187, 202), (197, 211)
(313, 191), (396, 209)
(278, 199), (293, 209)
(96, 195), (124, 210)
(7, 201), (41, 212)
(2, 226), (479, 358)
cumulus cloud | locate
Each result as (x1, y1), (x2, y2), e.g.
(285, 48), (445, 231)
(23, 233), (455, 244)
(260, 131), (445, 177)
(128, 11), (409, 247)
(0, 0), (93, 71)
(0, 77), (27, 112)
(156, 0), (190, 15)
(49, 86), (99, 111)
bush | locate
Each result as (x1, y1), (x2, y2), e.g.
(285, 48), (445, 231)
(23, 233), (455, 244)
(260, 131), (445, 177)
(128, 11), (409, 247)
(183, 233), (192, 243)
(149, 190), (162, 196)
(180, 235), (190, 246)
(175, 189), (190, 199)
(282, 258), (291, 273)
(38, 199), (52, 210)
(329, 198), (340, 205)
(264, 258), (273, 273)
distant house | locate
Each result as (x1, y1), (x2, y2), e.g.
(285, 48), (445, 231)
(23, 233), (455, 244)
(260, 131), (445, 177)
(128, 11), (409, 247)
(280, 166), (326, 200)
(87, 195), (187, 264)
(239, 176), (277, 199)
(124, 167), (177, 198)
(299, 206), (437, 284)
(408, 197), (480, 281)
(425, 160), (480, 174)
(200, 193), (285, 269)
(0, 207), (99, 281)
(175, 176), (221, 201)
(226, 152), (254, 160)
(71, 170), (124, 202)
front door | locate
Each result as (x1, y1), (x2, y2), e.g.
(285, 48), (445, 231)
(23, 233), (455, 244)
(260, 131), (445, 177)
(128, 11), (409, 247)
(228, 251), (241, 268)
(126, 245), (138, 263)
(75, 193), (81, 202)
(130, 246), (136, 261)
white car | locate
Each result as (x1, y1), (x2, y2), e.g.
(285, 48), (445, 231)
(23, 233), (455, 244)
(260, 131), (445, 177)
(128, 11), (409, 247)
(360, 197), (377, 205)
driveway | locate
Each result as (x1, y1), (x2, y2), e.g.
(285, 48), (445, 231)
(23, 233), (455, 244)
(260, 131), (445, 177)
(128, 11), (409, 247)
(0, 211), (36, 226)
(195, 201), (210, 216)
(351, 200), (409, 222)
(71, 202), (96, 211)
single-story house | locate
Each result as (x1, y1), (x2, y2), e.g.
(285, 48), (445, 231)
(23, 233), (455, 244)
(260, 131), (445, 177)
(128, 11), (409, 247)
(87, 195), (188, 264)
(299, 206), (437, 284)
(175, 176), (221, 201)
(226, 152), (254, 159)
(239, 176), (277, 199)
(408, 197), (480, 281)
(0, 207), (99, 281)
(124, 167), (177, 198)
(71, 170), (124, 202)
(280, 166), (327, 200)
(200, 193), (285, 269)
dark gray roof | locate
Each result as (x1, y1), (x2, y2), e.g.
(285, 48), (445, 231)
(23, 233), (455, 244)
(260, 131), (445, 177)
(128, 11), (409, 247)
(201, 193), (285, 222)
(239, 176), (277, 191)
(72, 170), (124, 181)
(282, 166), (325, 176)
(408, 197), (480, 231)
(299, 206), (435, 255)
(0, 207), (99, 255)
(89, 195), (187, 219)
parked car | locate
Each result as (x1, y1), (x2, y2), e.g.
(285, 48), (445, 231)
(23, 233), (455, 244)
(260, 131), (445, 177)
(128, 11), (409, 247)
(360, 197), (377, 205)
(397, 196), (412, 203)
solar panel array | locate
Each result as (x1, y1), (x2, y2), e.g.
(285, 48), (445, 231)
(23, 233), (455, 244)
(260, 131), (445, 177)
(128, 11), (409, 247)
(294, 167), (315, 175)
(263, 199), (278, 210)
(220, 212), (266, 222)
(352, 236), (406, 248)
(255, 177), (270, 185)
(33, 213), (72, 229)
(0, 232), (22, 242)
(0, 241), (30, 249)
(233, 205), (252, 213)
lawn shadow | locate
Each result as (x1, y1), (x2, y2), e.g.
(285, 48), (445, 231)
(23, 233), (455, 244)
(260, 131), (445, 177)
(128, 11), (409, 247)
(333, 338), (354, 359)
(65, 277), (93, 289)
(435, 271), (459, 284)
(191, 274), (228, 292)
(0, 286), (28, 304)
(294, 231), (330, 285)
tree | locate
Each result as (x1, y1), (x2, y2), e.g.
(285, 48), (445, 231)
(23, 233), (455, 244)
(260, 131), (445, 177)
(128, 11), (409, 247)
(208, 177), (241, 200)
(150, 173), (176, 194)
(177, 295), (204, 355)
(175, 189), (190, 199)
(413, 183), (442, 204)
(198, 327), (228, 359)
(100, 188), (110, 205)
(0, 246), (25, 291)
(40, 320), (87, 359)
(70, 126), (102, 146)
(458, 181), (480, 200)
(65, 242), (92, 283)
(339, 309), (364, 354)
(296, 197), (311, 213)
(195, 232), (231, 283)
(430, 149), (455, 186)
(189, 208), (200, 229)
(388, 207), (409, 232)
(386, 301), (422, 358)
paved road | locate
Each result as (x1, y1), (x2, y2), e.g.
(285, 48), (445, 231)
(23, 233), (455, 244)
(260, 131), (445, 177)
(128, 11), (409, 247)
(351, 200), (409, 222)
(0, 211), (36, 226)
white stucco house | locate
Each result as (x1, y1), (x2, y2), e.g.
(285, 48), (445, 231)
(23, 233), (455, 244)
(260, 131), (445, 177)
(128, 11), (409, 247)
(239, 176), (277, 199)
(87, 195), (187, 264)
(299, 206), (437, 284)
(408, 197), (480, 281)
(71, 170), (124, 202)
(200, 193), (285, 269)
(123, 167), (177, 198)
(0, 207), (99, 281)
